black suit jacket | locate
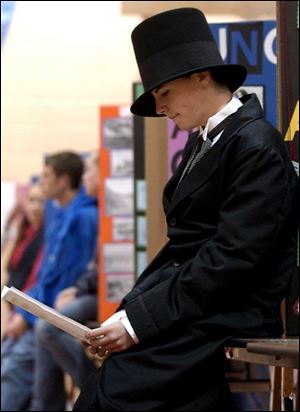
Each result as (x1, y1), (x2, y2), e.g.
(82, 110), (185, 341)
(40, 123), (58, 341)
(89, 94), (299, 411)
(123, 94), (298, 339)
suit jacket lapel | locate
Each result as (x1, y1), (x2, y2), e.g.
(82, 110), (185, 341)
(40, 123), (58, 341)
(163, 131), (198, 211)
(165, 116), (245, 215)
(163, 93), (264, 216)
(166, 142), (220, 215)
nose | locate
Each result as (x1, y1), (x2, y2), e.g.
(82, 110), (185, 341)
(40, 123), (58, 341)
(154, 96), (167, 116)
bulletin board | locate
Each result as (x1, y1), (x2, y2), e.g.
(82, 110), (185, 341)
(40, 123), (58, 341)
(98, 106), (135, 323)
(132, 83), (148, 279)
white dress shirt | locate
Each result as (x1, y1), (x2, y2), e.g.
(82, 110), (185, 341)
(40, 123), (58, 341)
(199, 95), (242, 144)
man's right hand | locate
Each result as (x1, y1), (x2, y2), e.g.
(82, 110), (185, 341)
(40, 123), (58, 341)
(5, 313), (28, 339)
(54, 286), (78, 310)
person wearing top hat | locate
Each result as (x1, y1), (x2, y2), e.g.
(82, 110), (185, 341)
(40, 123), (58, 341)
(73, 8), (298, 411)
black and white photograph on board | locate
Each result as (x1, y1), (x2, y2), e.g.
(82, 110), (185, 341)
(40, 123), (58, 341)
(105, 177), (133, 216)
(103, 243), (134, 273)
(110, 150), (133, 177)
(103, 117), (133, 149)
(112, 217), (134, 241)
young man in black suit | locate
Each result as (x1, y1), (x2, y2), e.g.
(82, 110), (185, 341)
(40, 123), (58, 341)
(74, 8), (298, 411)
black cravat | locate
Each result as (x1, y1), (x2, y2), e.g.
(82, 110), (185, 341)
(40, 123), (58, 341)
(173, 113), (235, 194)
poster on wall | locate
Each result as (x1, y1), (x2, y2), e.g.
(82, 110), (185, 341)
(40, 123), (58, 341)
(132, 82), (148, 278)
(98, 106), (135, 323)
(168, 20), (277, 177)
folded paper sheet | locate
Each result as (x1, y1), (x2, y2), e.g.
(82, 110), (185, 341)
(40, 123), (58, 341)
(1, 286), (91, 342)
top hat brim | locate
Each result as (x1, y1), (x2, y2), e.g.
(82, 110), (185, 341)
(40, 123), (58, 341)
(130, 64), (247, 117)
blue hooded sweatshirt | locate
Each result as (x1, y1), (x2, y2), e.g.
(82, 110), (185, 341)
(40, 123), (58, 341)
(16, 187), (98, 325)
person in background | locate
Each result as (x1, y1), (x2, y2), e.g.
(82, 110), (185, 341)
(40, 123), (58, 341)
(73, 8), (298, 412)
(2, 179), (44, 293)
(1, 179), (44, 339)
(31, 152), (100, 411)
(1, 151), (98, 411)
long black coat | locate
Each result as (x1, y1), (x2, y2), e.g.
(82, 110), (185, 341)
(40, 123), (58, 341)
(75, 94), (299, 411)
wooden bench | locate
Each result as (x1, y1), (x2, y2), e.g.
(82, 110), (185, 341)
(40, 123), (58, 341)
(225, 338), (299, 411)
(66, 336), (298, 410)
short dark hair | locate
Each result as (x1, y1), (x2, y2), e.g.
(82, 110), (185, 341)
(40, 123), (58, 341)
(209, 68), (229, 89)
(45, 151), (84, 190)
(186, 69), (230, 90)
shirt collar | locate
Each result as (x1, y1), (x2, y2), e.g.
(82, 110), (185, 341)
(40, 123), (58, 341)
(199, 96), (243, 141)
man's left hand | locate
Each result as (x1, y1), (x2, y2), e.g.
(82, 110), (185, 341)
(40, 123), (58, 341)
(85, 321), (136, 358)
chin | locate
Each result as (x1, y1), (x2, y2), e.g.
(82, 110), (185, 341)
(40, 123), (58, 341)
(175, 120), (193, 132)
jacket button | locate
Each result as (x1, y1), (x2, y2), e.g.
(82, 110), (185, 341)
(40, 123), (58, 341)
(169, 218), (177, 226)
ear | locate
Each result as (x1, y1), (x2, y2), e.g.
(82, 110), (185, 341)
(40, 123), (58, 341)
(191, 71), (210, 83)
(60, 173), (71, 189)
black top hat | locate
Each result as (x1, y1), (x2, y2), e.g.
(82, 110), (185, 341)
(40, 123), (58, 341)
(130, 8), (247, 117)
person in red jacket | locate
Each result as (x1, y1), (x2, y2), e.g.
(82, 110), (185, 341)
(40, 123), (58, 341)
(2, 180), (44, 336)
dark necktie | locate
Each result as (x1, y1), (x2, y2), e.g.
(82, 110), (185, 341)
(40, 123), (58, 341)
(173, 113), (235, 194)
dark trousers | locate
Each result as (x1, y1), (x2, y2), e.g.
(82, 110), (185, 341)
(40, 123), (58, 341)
(73, 370), (101, 411)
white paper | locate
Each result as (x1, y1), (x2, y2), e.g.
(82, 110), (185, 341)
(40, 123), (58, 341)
(1, 286), (91, 342)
